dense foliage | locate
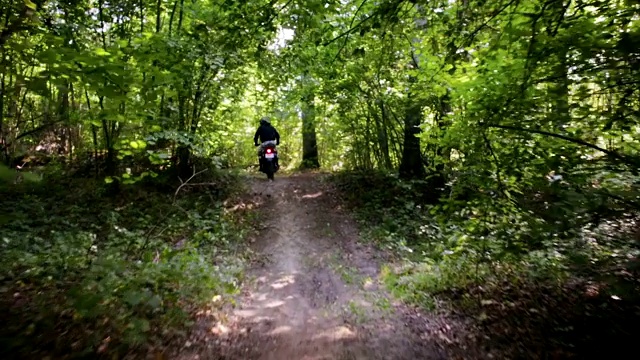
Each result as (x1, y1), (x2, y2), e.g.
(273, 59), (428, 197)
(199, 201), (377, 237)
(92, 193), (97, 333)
(0, 169), (251, 357)
(2, 0), (640, 357)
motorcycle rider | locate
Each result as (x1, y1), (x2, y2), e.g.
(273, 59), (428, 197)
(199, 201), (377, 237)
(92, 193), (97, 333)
(254, 116), (280, 170)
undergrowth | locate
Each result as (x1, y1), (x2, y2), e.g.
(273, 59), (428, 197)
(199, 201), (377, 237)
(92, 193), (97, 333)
(0, 167), (254, 359)
(331, 170), (640, 357)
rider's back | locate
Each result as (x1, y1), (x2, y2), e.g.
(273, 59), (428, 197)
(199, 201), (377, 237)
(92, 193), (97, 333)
(257, 124), (278, 142)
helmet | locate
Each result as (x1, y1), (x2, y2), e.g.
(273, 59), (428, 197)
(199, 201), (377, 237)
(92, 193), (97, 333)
(259, 116), (270, 125)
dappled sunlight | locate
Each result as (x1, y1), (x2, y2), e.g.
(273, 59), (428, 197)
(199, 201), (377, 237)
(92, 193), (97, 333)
(253, 292), (271, 302)
(268, 325), (292, 335)
(363, 278), (376, 290)
(210, 323), (230, 335)
(311, 325), (357, 341)
(224, 201), (260, 213)
(302, 191), (324, 199)
(264, 299), (286, 308)
(233, 308), (260, 317)
(255, 275), (269, 284)
(234, 272), (302, 323)
(270, 274), (296, 289)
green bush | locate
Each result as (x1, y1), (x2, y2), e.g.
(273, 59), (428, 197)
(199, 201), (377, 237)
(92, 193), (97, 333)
(0, 172), (250, 357)
(331, 170), (630, 310)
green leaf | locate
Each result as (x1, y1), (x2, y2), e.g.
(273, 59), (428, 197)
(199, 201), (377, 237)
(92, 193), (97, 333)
(94, 48), (111, 56)
(132, 140), (147, 149)
(24, 0), (37, 10)
(123, 291), (144, 306)
(139, 319), (150, 332)
(22, 172), (41, 183)
(147, 295), (162, 309)
(0, 164), (16, 182)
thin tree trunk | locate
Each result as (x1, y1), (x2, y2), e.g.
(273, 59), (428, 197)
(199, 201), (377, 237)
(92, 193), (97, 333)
(155, 0), (163, 33)
(139, 0), (144, 33)
(99, 96), (116, 176)
(0, 71), (6, 163)
(551, 48), (569, 129)
(177, 0), (185, 33)
(399, 91), (426, 179)
(364, 109), (373, 169)
(301, 91), (320, 169)
(57, 80), (70, 155)
(429, 91), (449, 194)
(176, 91), (191, 177)
(169, 0), (178, 35)
(85, 89), (99, 176)
(376, 99), (393, 169)
(548, 0), (569, 132)
(98, 0), (107, 48)
(69, 82), (76, 161)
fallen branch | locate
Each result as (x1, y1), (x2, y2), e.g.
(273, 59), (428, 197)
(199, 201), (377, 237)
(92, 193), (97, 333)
(173, 167), (208, 203)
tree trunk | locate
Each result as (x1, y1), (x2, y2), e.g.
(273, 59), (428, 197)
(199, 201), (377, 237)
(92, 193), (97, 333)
(155, 0), (163, 33)
(177, 0), (185, 34)
(364, 110), (373, 169)
(98, 96), (116, 176)
(398, 4), (429, 179)
(399, 93), (425, 179)
(169, 0), (178, 35)
(429, 92), (449, 193)
(548, 0), (569, 131)
(551, 49), (570, 129)
(57, 81), (70, 155)
(176, 92), (191, 178)
(0, 72), (6, 164)
(300, 92), (320, 169)
(376, 99), (393, 169)
(139, 0), (144, 33)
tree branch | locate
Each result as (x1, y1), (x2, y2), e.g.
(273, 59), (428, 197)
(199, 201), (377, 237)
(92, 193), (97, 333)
(0, 5), (35, 48)
(332, 0), (369, 62)
(484, 123), (638, 166)
(173, 166), (209, 203)
(324, 13), (376, 47)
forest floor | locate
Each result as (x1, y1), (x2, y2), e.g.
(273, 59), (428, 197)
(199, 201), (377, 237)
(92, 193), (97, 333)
(171, 172), (478, 360)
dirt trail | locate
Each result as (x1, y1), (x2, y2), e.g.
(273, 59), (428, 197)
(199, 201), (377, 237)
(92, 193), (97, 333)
(179, 174), (461, 360)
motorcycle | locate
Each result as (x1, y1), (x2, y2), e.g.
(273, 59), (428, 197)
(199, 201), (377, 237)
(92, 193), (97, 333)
(258, 142), (279, 180)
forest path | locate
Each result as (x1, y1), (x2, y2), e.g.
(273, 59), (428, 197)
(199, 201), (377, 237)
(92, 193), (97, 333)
(177, 173), (461, 360)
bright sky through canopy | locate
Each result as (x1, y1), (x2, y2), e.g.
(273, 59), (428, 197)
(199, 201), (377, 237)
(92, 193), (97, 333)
(268, 27), (295, 52)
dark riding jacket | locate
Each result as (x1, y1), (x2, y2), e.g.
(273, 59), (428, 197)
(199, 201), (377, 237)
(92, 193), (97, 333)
(254, 124), (280, 145)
